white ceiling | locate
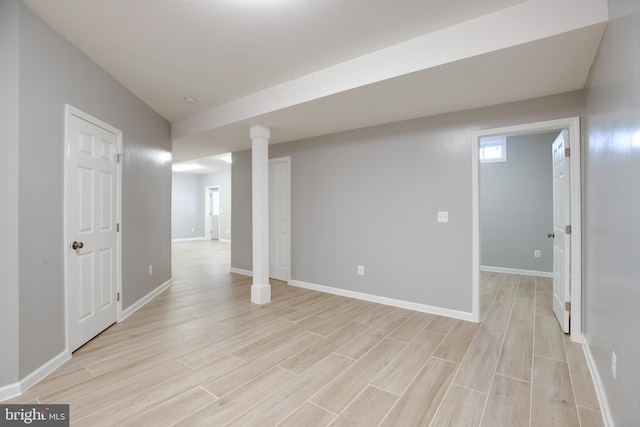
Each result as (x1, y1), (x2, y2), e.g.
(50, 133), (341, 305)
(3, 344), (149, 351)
(22, 0), (608, 163)
(172, 153), (231, 175)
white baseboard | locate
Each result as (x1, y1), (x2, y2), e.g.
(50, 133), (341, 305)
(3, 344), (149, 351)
(582, 336), (613, 427)
(219, 239), (231, 243)
(230, 268), (253, 277)
(171, 237), (204, 242)
(288, 280), (475, 322)
(0, 380), (20, 402)
(2, 278), (174, 402)
(120, 279), (173, 321)
(481, 266), (553, 278)
(0, 350), (70, 402)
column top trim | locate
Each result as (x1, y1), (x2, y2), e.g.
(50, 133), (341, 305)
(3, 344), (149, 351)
(250, 124), (270, 140)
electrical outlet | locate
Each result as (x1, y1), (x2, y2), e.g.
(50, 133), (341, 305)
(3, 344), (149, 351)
(437, 211), (448, 223)
(148, 265), (153, 276)
(612, 351), (617, 379)
(357, 265), (364, 276)
(534, 250), (541, 258)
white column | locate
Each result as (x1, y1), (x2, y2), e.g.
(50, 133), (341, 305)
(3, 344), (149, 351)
(250, 124), (271, 304)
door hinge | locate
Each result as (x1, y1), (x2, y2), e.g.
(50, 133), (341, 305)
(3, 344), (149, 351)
(117, 292), (120, 302)
(117, 223), (120, 232)
(117, 153), (125, 163)
(565, 225), (572, 235)
(564, 147), (570, 157)
(565, 301), (571, 311)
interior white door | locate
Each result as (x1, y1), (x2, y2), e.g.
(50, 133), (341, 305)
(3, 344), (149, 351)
(67, 111), (119, 351)
(551, 130), (571, 333)
(269, 158), (290, 281)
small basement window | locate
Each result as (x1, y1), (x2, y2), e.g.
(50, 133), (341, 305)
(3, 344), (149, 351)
(479, 136), (507, 163)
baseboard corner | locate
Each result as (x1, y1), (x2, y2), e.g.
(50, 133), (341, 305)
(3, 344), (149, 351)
(1, 350), (70, 402)
(120, 278), (173, 321)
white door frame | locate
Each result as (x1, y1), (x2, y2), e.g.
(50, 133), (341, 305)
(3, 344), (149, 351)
(63, 105), (123, 354)
(204, 186), (220, 240)
(471, 116), (582, 342)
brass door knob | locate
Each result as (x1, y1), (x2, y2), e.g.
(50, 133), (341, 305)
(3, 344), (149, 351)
(72, 241), (84, 250)
(547, 233), (555, 239)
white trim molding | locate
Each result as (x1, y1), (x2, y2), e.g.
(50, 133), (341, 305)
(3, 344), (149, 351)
(481, 266), (553, 278)
(229, 270), (475, 321)
(582, 336), (613, 427)
(219, 239), (231, 243)
(120, 279), (173, 321)
(230, 268), (253, 277)
(171, 237), (205, 242)
(2, 277), (174, 402)
(289, 280), (475, 322)
(0, 350), (70, 402)
(0, 382), (20, 402)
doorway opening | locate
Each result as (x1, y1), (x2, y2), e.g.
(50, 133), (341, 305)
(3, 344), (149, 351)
(472, 117), (582, 342)
(205, 186), (220, 241)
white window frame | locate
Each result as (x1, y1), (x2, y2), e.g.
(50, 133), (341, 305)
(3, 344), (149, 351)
(479, 135), (507, 163)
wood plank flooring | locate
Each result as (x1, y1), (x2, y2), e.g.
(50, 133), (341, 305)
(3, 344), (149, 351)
(6, 240), (604, 426)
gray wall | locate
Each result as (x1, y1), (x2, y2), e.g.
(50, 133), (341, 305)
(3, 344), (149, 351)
(172, 173), (203, 239)
(201, 171), (232, 241)
(2, 1), (172, 383)
(0, 0), (21, 388)
(171, 170), (232, 241)
(583, 0), (640, 424)
(232, 152), (253, 270)
(232, 92), (583, 312)
(480, 132), (557, 273)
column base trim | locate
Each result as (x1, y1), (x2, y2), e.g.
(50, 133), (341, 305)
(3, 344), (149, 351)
(251, 284), (271, 304)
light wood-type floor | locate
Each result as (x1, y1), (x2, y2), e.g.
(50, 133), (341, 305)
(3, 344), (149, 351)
(7, 240), (604, 426)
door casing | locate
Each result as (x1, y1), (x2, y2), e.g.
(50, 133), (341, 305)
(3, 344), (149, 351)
(472, 117), (582, 342)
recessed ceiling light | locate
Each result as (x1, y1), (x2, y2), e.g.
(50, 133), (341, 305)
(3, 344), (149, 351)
(183, 97), (197, 104)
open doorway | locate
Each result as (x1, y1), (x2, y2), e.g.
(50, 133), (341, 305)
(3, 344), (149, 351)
(479, 131), (558, 277)
(472, 117), (582, 342)
(205, 186), (220, 240)
(171, 153), (232, 243)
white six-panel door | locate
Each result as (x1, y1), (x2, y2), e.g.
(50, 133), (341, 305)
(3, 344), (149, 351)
(268, 158), (290, 281)
(67, 108), (120, 351)
(552, 130), (571, 333)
